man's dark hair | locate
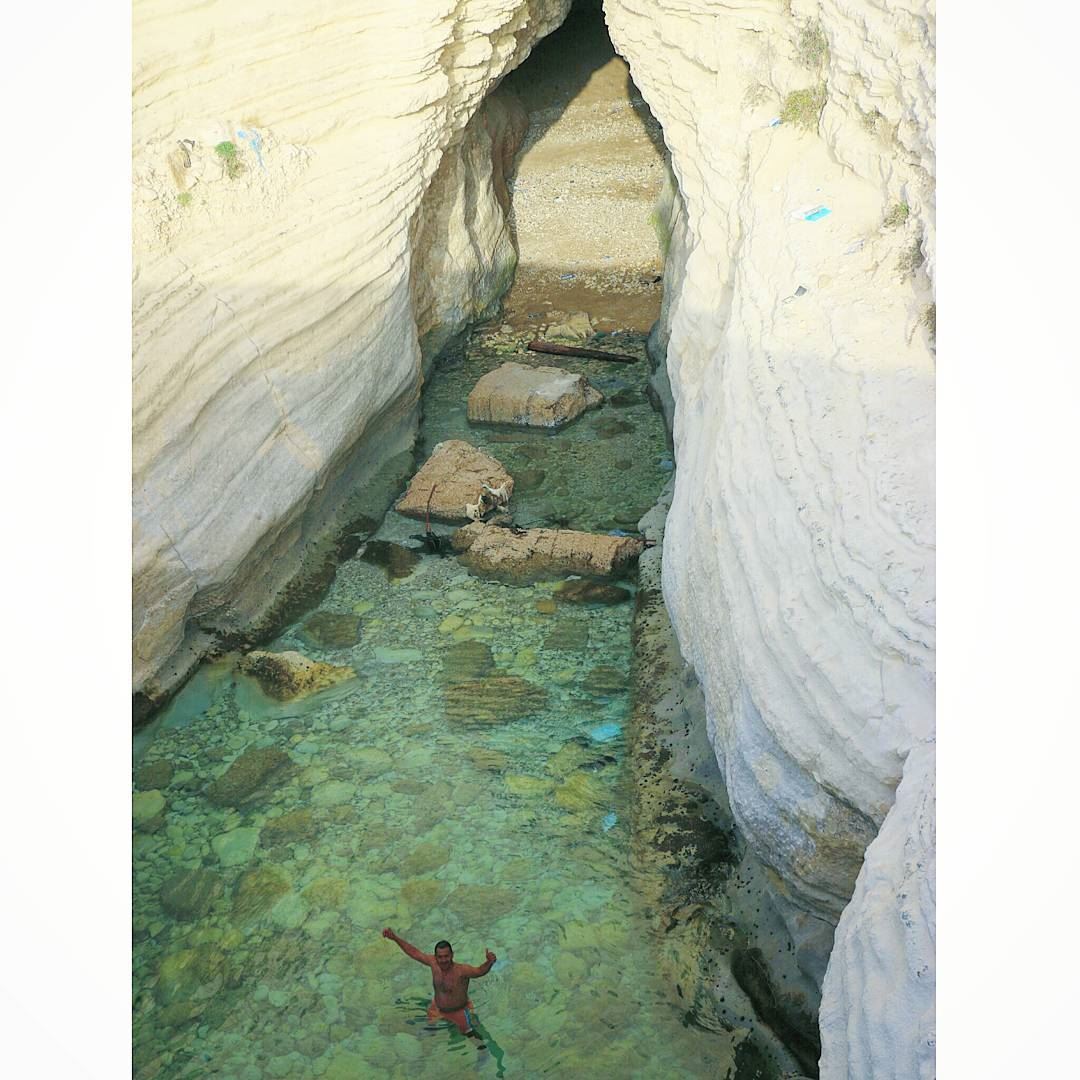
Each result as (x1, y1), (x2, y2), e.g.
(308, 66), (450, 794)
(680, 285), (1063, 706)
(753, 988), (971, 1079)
(434, 940), (453, 953)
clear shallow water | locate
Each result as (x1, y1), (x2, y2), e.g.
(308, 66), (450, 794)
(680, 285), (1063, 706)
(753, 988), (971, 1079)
(133, 331), (732, 1078)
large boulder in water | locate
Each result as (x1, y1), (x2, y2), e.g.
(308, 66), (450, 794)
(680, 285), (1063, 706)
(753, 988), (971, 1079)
(238, 649), (354, 700)
(467, 362), (603, 428)
(160, 868), (224, 921)
(443, 675), (548, 725)
(205, 746), (294, 806)
(394, 439), (513, 524)
(451, 522), (644, 583)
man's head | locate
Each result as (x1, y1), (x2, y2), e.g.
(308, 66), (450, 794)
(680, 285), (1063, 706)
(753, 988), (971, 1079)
(434, 940), (453, 971)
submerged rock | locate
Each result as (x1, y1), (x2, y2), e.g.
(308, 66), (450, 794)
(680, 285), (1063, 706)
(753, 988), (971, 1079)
(505, 774), (554, 798)
(357, 540), (420, 580)
(545, 740), (596, 779)
(211, 826), (261, 867)
(553, 771), (608, 812)
(351, 746), (393, 778)
(135, 759), (174, 790)
(466, 746), (511, 772)
(160, 868), (224, 922)
(232, 865), (292, 921)
(401, 878), (443, 908)
(543, 620), (590, 650)
(452, 522), (644, 583)
(554, 579), (632, 606)
(544, 311), (594, 342)
(154, 944), (231, 1005)
(260, 808), (316, 847)
(583, 664), (625, 695)
(592, 417), (634, 440)
(300, 611), (362, 648)
(443, 675), (548, 724)
(238, 650), (354, 700)
(400, 841), (449, 876)
(467, 362), (603, 428)
(444, 883), (520, 921)
(441, 639), (495, 681)
(304, 877), (349, 909)
(395, 439), (513, 524)
(205, 746), (293, 806)
(513, 467), (547, 491)
(608, 387), (644, 408)
(133, 790), (166, 832)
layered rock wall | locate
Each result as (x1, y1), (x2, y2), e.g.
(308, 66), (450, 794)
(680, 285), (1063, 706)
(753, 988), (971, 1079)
(133, 0), (571, 704)
(603, 0), (935, 1073)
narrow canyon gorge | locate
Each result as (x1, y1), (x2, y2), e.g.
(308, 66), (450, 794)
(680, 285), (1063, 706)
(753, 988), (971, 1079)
(133, 1), (935, 1076)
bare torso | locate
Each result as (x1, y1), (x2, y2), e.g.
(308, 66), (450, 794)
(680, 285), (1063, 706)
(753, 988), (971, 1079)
(431, 962), (472, 1011)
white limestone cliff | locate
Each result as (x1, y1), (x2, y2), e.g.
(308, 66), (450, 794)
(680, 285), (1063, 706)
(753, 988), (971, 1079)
(603, 0), (935, 1073)
(132, 0), (571, 703)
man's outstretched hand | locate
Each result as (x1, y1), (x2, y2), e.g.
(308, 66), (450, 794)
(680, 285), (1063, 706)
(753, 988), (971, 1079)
(382, 928), (396, 940)
(485, 949), (497, 964)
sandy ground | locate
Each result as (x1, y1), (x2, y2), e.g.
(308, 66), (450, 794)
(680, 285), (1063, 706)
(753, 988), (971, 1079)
(500, 2), (667, 332)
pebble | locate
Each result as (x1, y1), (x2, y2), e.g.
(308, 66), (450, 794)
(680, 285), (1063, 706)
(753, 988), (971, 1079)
(374, 647), (422, 663)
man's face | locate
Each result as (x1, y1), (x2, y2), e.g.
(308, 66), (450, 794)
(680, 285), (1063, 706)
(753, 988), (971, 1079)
(435, 947), (453, 971)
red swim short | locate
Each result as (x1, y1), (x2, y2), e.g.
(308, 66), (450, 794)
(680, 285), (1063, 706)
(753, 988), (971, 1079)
(427, 998), (476, 1035)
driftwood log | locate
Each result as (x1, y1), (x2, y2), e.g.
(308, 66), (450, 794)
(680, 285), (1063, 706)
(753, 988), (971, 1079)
(526, 339), (638, 364)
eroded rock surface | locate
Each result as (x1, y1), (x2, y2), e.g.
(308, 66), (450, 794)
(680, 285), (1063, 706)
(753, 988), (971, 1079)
(395, 440), (514, 524)
(452, 521), (643, 582)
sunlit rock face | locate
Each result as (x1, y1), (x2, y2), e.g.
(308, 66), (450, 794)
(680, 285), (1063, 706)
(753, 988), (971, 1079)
(132, 0), (572, 702)
(603, 0), (935, 1073)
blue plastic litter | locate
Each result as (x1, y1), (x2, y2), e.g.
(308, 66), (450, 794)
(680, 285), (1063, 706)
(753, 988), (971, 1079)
(236, 129), (265, 169)
(659, 458), (675, 471)
(608, 529), (631, 537)
(602, 812), (618, 832)
(589, 722), (622, 743)
(559, 273), (576, 280)
(767, 117), (782, 128)
(803, 206), (831, 222)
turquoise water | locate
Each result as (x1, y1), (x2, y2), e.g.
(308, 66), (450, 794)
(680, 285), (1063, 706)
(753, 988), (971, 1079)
(133, 329), (736, 1078)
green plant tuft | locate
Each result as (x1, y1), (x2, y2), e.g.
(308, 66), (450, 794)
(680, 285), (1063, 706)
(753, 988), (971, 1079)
(883, 203), (910, 229)
(176, 192), (193, 207)
(921, 303), (936, 341)
(898, 238), (926, 279)
(859, 106), (884, 133)
(797, 21), (829, 68)
(214, 141), (244, 180)
(780, 85), (827, 132)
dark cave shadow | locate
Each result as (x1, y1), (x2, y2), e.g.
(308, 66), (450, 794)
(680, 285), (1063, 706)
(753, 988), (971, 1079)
(498, 0), (664, 163)
(494, 0), (669, 255)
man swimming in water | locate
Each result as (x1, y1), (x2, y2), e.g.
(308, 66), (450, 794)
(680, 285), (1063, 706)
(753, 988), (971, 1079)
(382, 928), (496, 1049)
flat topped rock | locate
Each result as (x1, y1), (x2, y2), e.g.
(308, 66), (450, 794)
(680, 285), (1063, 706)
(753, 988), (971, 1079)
(452, 522), (645, 583)
(467, 362), (603, 429)
(395, 439), (513, 524)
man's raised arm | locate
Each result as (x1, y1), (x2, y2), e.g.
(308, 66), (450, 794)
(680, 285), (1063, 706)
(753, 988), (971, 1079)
(382, 927), (432, 965)
(462, 948), (497, 977)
